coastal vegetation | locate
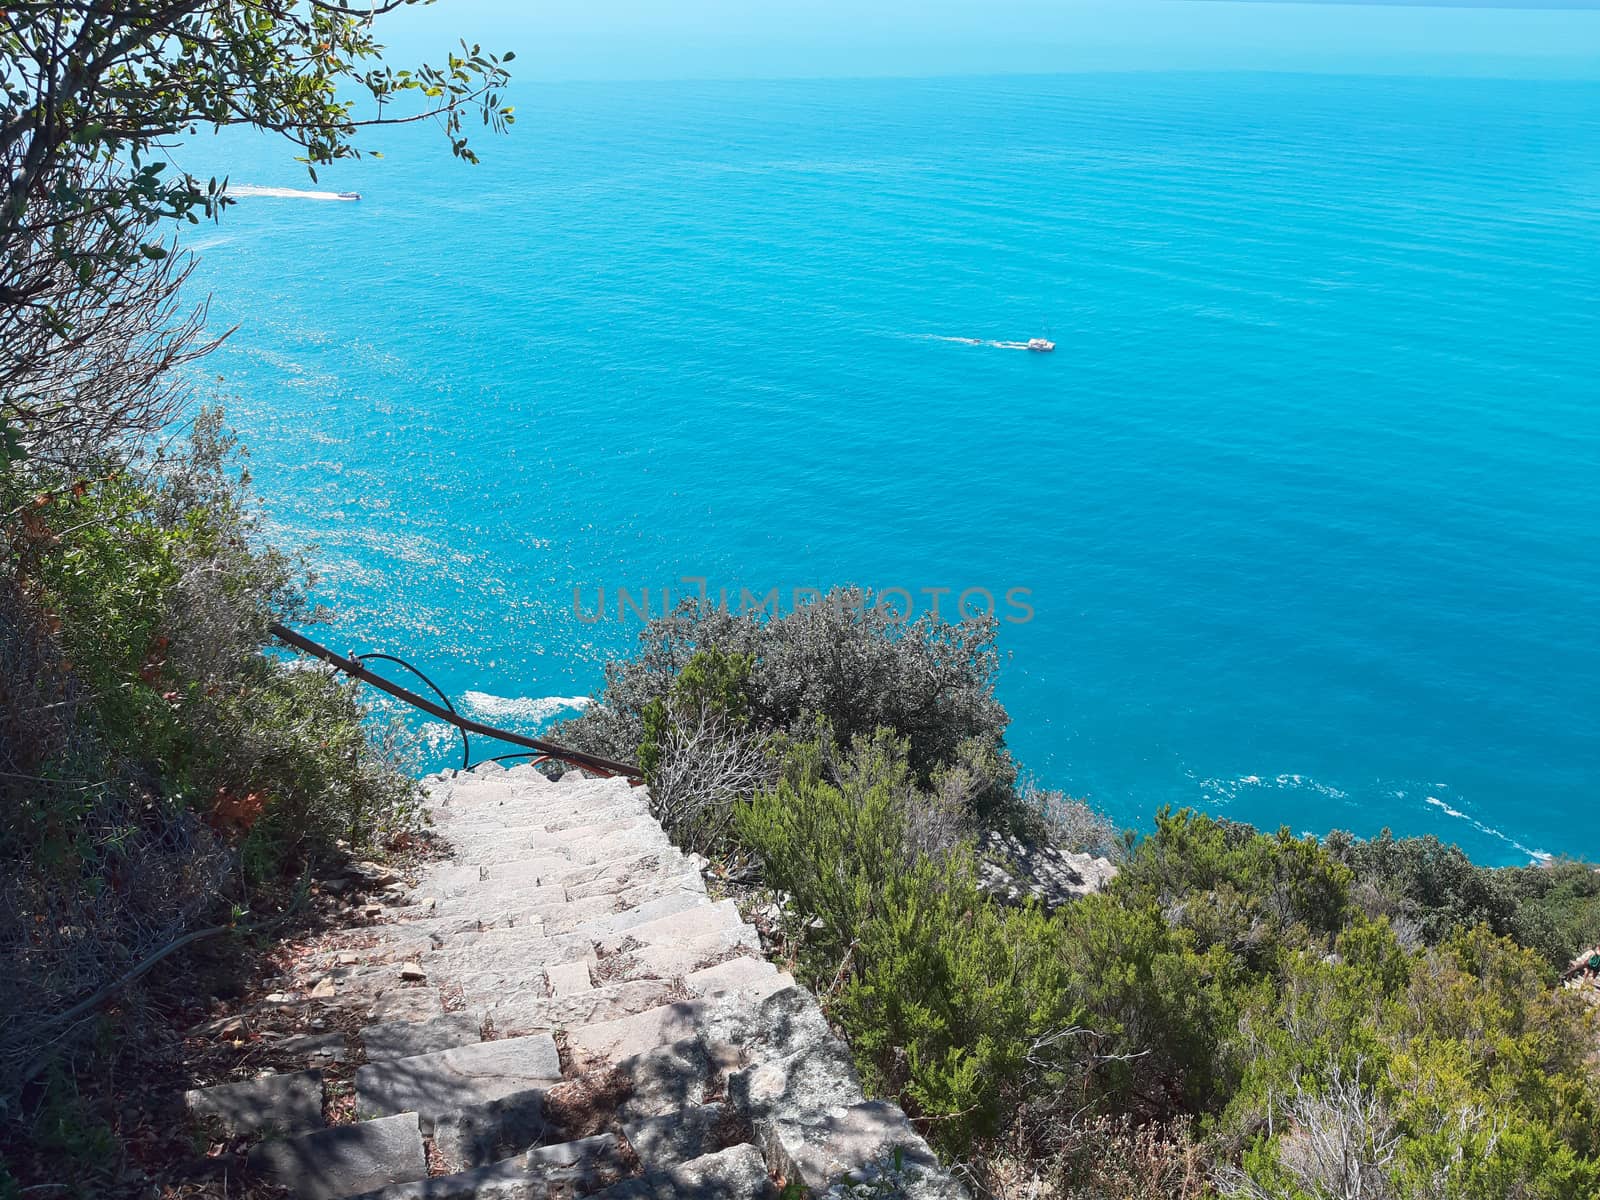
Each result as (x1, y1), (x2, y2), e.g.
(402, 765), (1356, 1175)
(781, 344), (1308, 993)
(560, 601), (1600, 1198)
(3, 5), (1595, 1199)
(1, 2), (510, 1192)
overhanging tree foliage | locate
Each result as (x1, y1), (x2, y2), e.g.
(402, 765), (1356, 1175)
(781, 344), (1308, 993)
(1, 0), (514, 280)
(1, 0), (514, 454)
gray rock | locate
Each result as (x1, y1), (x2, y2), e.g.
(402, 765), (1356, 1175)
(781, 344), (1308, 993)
(185, 1069), (324, 1135)
(977, 831), (1118, 908)
(356, 1033), (561, 1127)
(268, 1032), (352, 1063)
(345, 860), (401, 887)
(430, 1086), (549, 1169)
(249, 1111), (426, 1200)
(737, 985), (838, 1063)
(348, 1134), (623, 1200)
(361, 1013), (483, 1065)
(731, 1036), (860, 1127)
(765, 1100), (940, 1190)
(546, 959), (594, 995)
(615, 1037), (711, 1121)
(565, 1000), (711, 1065)
(685, 956), (791, 1004)
(592, 1143), (776, 1200)
(622, 1101), (728, 1169)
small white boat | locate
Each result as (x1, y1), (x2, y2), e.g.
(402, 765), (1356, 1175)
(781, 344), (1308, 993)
(1027, 337), (1055, 353)
(337, 191), (361, 201)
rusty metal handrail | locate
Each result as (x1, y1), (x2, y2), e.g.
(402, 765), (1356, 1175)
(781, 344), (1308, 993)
(268, 621), (643, 780)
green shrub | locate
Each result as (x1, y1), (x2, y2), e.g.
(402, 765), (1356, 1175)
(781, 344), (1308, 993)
(634, 647), (770, 853)
(1113, 809), (1355, 969)
(1, 413), (417, 1098)
(638, 645), (755, 781)
(1224, 928), (1600, 1200)
(739, 731), (1078, 1148)
(1327, 830), (1600, 968)
(553, 589), (1021, 827)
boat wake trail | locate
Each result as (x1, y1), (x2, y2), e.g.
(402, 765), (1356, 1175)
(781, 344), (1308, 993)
(230, 184), (356, 202)
(1423, 794), (1549, 863)
(922, 334), (1032, 351)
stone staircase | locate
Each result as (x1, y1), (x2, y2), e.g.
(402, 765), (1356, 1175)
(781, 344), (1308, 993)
(184, 763), (963, 1199)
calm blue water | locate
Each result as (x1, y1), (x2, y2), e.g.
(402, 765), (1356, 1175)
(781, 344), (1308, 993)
(183, 73), (1600, 865)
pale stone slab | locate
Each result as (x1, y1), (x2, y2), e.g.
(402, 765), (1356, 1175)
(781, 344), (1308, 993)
(546, 959), (594, 995)
(732, 1038), (859, 1127)
(549, 851), (681, 891)
(615, 1038), (711, 1122)
(361, 1013), (482, 1063)
(622, 1101), (727, 1170)
(352, 1135), (624, 1199)
(594, 898), (746, 956)
(359, 984), (445, 1026)
(565, 1000), (711, 1065)
(685, 956), (792, 1005)
(185, 1069), (324, 1135)
(430, 1086), (549, 1169)
(592, 1144), (776, 1200)
(356, 1033), (561, 1127)
(490, 979), (681, 1036)
(764, 1101), (949, 1196)
(607, 927), (763, 982)
(542, 890), (705, 939)
(563, 858), (693, 901)
(250, 1111), (426, 1200)
(539, 802), (652, 831)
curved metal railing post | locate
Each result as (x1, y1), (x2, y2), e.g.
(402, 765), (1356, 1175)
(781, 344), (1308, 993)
(268, 622), (643, 781)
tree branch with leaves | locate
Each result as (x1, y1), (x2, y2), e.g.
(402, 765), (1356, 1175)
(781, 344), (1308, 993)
(0, 1), (514, 304)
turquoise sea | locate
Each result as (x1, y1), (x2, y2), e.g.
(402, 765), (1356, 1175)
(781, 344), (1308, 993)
(183, 72), (1600, 866)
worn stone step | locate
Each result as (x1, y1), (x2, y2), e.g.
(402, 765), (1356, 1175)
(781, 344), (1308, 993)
(601, 928), (763, 984)
(546, 850), (688, 892)
(760, 1101), (950, 1197)
(424, 930), (598, 982)
(488, 979), (683, 1037)
(360, 987), (447, 1026)
(430, 1086), (550, 1170)
(563, 856), (697, 902)
(250, 1111), (427, 1200)
(622, 1102), (731, 1171)
(286, 968), (442, 1026)
(435, 878), (574, 915)
(356, 1033), (562, 1128)
(684, 957), (793, 1006)
(541, 889), (707, 940)
(537, 802), (656, 832)
(185, 1069), (324, 1136)
(565, 999), (712, 1066)
(427, 892), (710, 956)
(348, 1134), (625, 1200)
(440, 779), (633, 817)
(590, 1143), (776, 1200)
(361, 1013), (483, 1063)
(612, 1037), (713, 1122)
(491, 763), (556, 786)
(546, 957), (596, 995)
(303, 933), (440, 971)
(594, 898), (748, 956)
(443, 789), (644, 821)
